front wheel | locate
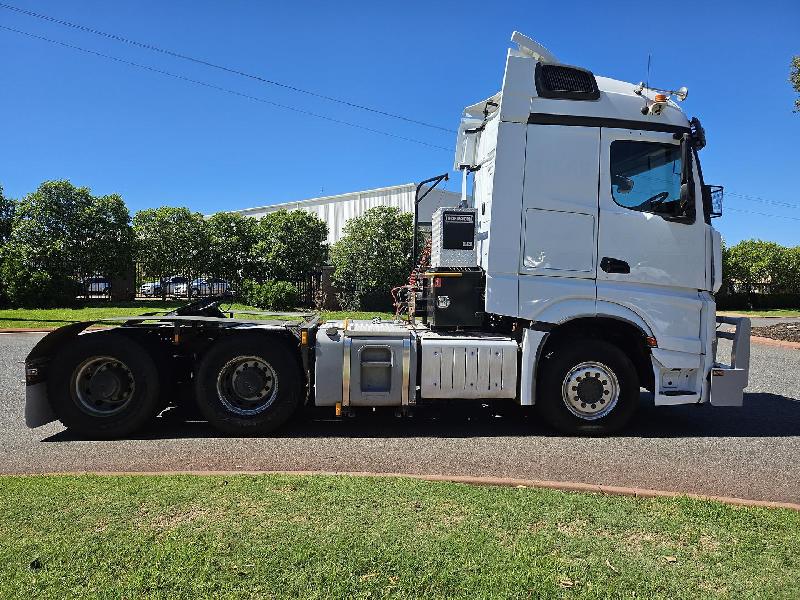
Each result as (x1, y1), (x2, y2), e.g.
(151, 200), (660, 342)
(194, 335), (302, 435)
(536, 339), (639, 435)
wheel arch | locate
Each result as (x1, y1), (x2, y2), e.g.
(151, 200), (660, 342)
(538, 314), (655, 392)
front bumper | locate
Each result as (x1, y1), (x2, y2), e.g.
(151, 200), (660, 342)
(709, 316), (751, 407)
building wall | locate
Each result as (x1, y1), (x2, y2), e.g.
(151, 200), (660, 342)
(229, 183), (463, 244)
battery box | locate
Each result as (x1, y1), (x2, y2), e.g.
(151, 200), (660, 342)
(425, 269), (485, 329)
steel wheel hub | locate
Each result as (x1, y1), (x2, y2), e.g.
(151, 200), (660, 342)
(561, 361), (619, 420)
(216, 356), (278, 416)
(74, 356), (136, 417)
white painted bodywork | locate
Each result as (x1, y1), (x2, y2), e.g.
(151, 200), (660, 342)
(454, 32), (745, 407)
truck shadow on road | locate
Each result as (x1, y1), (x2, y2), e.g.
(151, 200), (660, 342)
(42, 392), (800, 442)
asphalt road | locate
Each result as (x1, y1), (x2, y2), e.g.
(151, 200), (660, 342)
(1, 332), (799, 503)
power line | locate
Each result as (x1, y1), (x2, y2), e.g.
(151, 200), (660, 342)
(726, 207), (800, 221)
(0, 2), (456, 134)
(0, 25), (454, 152)
(726, 191), (800, 211)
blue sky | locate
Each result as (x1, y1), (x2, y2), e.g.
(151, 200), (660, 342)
(1, 0), (798, 245)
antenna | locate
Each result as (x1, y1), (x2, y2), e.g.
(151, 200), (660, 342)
(636, 53), (652, 114)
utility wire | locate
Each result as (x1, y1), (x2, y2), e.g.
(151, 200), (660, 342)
(726, 191), (800, 211)
(0, 2), (457, 134)
(726, 207), (800, 221)
(0, 25), (454, 152)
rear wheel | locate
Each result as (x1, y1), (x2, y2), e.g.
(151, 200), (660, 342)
(194, 335), (302, 435)
(536, 339), (639, 435)
(47, 333), (162, 438)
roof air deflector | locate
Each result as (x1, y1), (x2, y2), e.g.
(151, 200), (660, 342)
(511, 31), (558, 64)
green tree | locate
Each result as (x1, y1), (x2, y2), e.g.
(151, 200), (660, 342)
(0, 180), (134, 307)
(133, 207), (209, 299)
(205, 211), (258, 283)
(330, 206), (413, 310)
(248, 209), (328, 282)
(0, 184), (14, 243)
(791, 56), (800, 112)
(725, 239), (784, 293)
(772, 245), (800, 293)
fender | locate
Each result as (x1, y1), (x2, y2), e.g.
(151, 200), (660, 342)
(531, 298), (655, 339)
(518, 300), (655, 406)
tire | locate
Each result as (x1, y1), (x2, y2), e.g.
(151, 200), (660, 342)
(194, 335), (302, 435)
(47, 333), (162, 438)
(535, 338), (639, 435)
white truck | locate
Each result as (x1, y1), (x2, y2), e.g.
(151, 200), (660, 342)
(24, 32), (750, 438)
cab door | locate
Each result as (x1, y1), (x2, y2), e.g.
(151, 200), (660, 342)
(596, 128), (706, 355)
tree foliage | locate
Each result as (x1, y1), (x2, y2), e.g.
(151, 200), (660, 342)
(791, 56), (800, 112)
(330, 206), (413, 310)
(0, 184), (15, 244)
(132, 207), (210, 291)
(723, 239), (800, 294)
(1, 180), (133, 307)
(248, 209), (328, 282)
(205, 212), (258, 282)
(239, 279), (299, 310)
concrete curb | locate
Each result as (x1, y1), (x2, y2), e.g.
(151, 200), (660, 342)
(0, 327), (104, 334)
(17, 469), (800, 512)
(749, 335), (800, 350)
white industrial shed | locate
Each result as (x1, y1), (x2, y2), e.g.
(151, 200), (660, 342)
(229, 183), (463, 244)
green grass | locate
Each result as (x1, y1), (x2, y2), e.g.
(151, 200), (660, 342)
(0, 301), (394, 329)
(718, 309), (800, 318)
(0, 475), (798, 599)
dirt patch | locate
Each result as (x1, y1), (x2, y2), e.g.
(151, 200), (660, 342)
(752, 323), (800, 343)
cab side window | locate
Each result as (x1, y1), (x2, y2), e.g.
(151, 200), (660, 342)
(610, 141), (682, 214)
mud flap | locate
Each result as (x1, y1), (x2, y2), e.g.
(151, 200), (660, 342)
(25, 382), (56, 427)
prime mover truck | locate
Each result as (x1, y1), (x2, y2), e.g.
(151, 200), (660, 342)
(24, 32), (750, 437)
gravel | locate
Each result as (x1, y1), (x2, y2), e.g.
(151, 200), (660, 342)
(1, 332), (799, 503)
(752, 323), (800, 343)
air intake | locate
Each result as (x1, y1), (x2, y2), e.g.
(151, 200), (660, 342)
(535, 64), (600, 101)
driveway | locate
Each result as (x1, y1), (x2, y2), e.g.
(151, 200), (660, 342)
(1, 332), (798, 503)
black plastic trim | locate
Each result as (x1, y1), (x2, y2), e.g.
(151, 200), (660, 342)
(535, 63), (600, 101)
(527, 113), (690, 134)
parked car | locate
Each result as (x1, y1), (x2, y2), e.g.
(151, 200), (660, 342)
(190, 278), (231, 297)
(140, 280), (162, 297)
(83, 277), (111, 296)
(140, 276), (189, 297)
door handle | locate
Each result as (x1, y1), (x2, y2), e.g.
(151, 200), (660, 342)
(600, 257), (630, 274)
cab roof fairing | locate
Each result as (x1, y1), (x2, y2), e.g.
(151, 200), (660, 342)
(455, 32), (692, 150)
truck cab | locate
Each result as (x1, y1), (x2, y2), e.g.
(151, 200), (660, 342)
(451, 32), (747, 419)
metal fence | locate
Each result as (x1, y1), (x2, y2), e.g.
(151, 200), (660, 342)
(77, 265), (320, 307)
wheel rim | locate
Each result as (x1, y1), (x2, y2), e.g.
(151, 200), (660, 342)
(216, 355), (278, 416)
(561, 361), (620, 420)
(73, 356), (136, 417)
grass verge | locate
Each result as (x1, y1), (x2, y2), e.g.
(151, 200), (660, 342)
(0, 301), (393, 329)
(0, 474), (798, 598)
(718, 309), (800, 318)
